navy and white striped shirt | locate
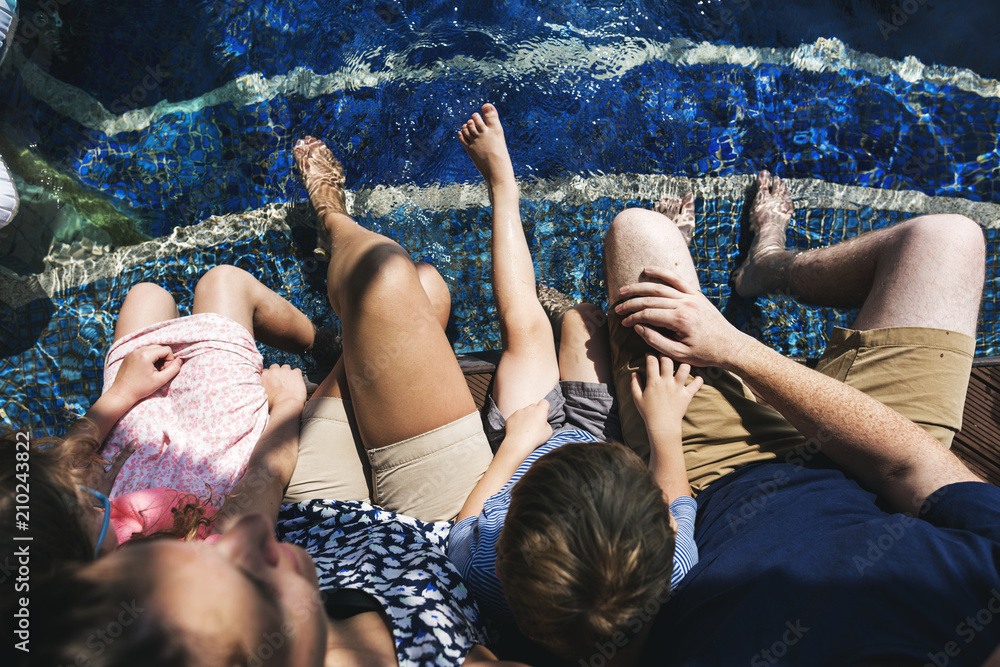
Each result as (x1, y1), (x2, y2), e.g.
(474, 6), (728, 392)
(447, 428), (699, 622)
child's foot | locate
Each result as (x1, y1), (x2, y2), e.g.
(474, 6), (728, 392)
(653, 191), (695, 245)
(733, 170), (795, 297)
(294, 136), (347, 260)
(458, 103), (517, 195)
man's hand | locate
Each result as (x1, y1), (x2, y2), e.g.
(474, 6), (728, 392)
(105, 345), (182, 406)
(631, 354), (703, 438)
(500, 399), (553, 458)
(615, 266), (750, 369)
(261, 364), (307, 411)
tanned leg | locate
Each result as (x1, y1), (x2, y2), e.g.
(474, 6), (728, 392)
(294, 136), (475, 449)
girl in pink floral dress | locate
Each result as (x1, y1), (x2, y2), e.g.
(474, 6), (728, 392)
(69, 265), (315, 548)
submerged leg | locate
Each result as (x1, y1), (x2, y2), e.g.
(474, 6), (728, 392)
(734, 170), (985, 336)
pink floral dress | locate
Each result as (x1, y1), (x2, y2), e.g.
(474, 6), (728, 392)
(101, 313), (269, 505)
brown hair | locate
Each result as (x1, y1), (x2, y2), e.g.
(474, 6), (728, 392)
(0, 430), (96, 574)
(495, 441), (676, 660)
(2, 552), (235, 667)
(0, 427), (215, 573)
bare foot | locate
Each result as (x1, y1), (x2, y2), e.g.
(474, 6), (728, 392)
(654, 191), (695, 245)
(458, 103), (517, 196)
(733, 170), (795, 297)
(294, 136), (347, 259)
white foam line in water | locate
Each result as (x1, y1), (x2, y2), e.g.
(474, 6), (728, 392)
(1, 173), (997, 309)
(11, 35), (1000, 137)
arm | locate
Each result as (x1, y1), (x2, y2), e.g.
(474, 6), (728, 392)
(69, 345), (182, 494)
(214, 365), (307, 531)
(455, 399), (552, 523)
(615, 266), (981, 515)
(630, 353), (702, 504)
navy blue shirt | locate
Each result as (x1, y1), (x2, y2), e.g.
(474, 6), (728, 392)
(645, 458), (1000, 666)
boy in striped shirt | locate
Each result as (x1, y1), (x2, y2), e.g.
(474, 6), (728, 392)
(448, 103), (700, 663)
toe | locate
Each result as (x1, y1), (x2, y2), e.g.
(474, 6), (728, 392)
(481, 103), (499, 123)
(472, 113), (486, 132)
(757, 169), (771, 192)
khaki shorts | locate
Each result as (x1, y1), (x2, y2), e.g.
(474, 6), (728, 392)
(283, 398), (494, 522)
(609, 310), (975, 495)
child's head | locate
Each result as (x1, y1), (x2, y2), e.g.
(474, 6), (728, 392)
(0, 430), (99, 575)
(495, 440), (676, 660)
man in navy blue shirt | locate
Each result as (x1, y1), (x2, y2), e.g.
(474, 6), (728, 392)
(604, 171), (999, 666)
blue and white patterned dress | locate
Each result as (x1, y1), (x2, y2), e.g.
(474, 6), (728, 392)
(276, 500), (489, 667)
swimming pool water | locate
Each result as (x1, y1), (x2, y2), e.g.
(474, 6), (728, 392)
(1, 0), (998, 435)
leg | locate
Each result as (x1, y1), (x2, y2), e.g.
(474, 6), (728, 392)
(459, 103), (559, 416)
(735, 170), (984, 446)
(604, 199), (805, 488)
(295, 137), (476, 449)
(192, 265), (316, 353)
(558, 303), (612, 385)
(310, 261), (452, 405)
(415, 261), (452, 330)
(734, 171), (985, 337)
(113, 283), (179, 342)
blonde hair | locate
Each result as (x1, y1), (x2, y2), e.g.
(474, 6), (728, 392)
(495, 441), (676, 660)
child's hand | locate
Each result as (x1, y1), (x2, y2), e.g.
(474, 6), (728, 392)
(261, 364), (307, 411)
(106, 345), (182, 406)
(501, 399), (553, 457)
(631, 354), (703, 437)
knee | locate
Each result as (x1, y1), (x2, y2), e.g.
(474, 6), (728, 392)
(336, 243), (418, 310)
(196, 265), (253, 296)
(415, 262), (452, 328)
(560, 303), (608, 343)
(906, 214), (985, 268)
(123, 282), (173, 304)
(606, 208), (653, 246)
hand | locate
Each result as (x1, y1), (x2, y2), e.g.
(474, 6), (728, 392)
(630, 354), (703, 437)
(501, 399), (553, 457)
(614, 266), (750, 369)
(106, 345), (182, 406)
(261, 364), (307, 411)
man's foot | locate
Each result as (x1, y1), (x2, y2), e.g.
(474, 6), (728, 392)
(733, 170), (796, 297)
(653, 191), (695, 245)
(294, 136), (347, 260)
(458, 103), (517, 196)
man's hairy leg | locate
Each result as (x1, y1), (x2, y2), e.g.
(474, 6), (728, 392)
(735, 170), (985, 337)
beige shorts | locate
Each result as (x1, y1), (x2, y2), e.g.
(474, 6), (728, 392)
(283, 398), (494, 522)
(609, 311), (975, 495)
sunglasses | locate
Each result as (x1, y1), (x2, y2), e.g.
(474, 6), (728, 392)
(78, 485), (111, 558)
